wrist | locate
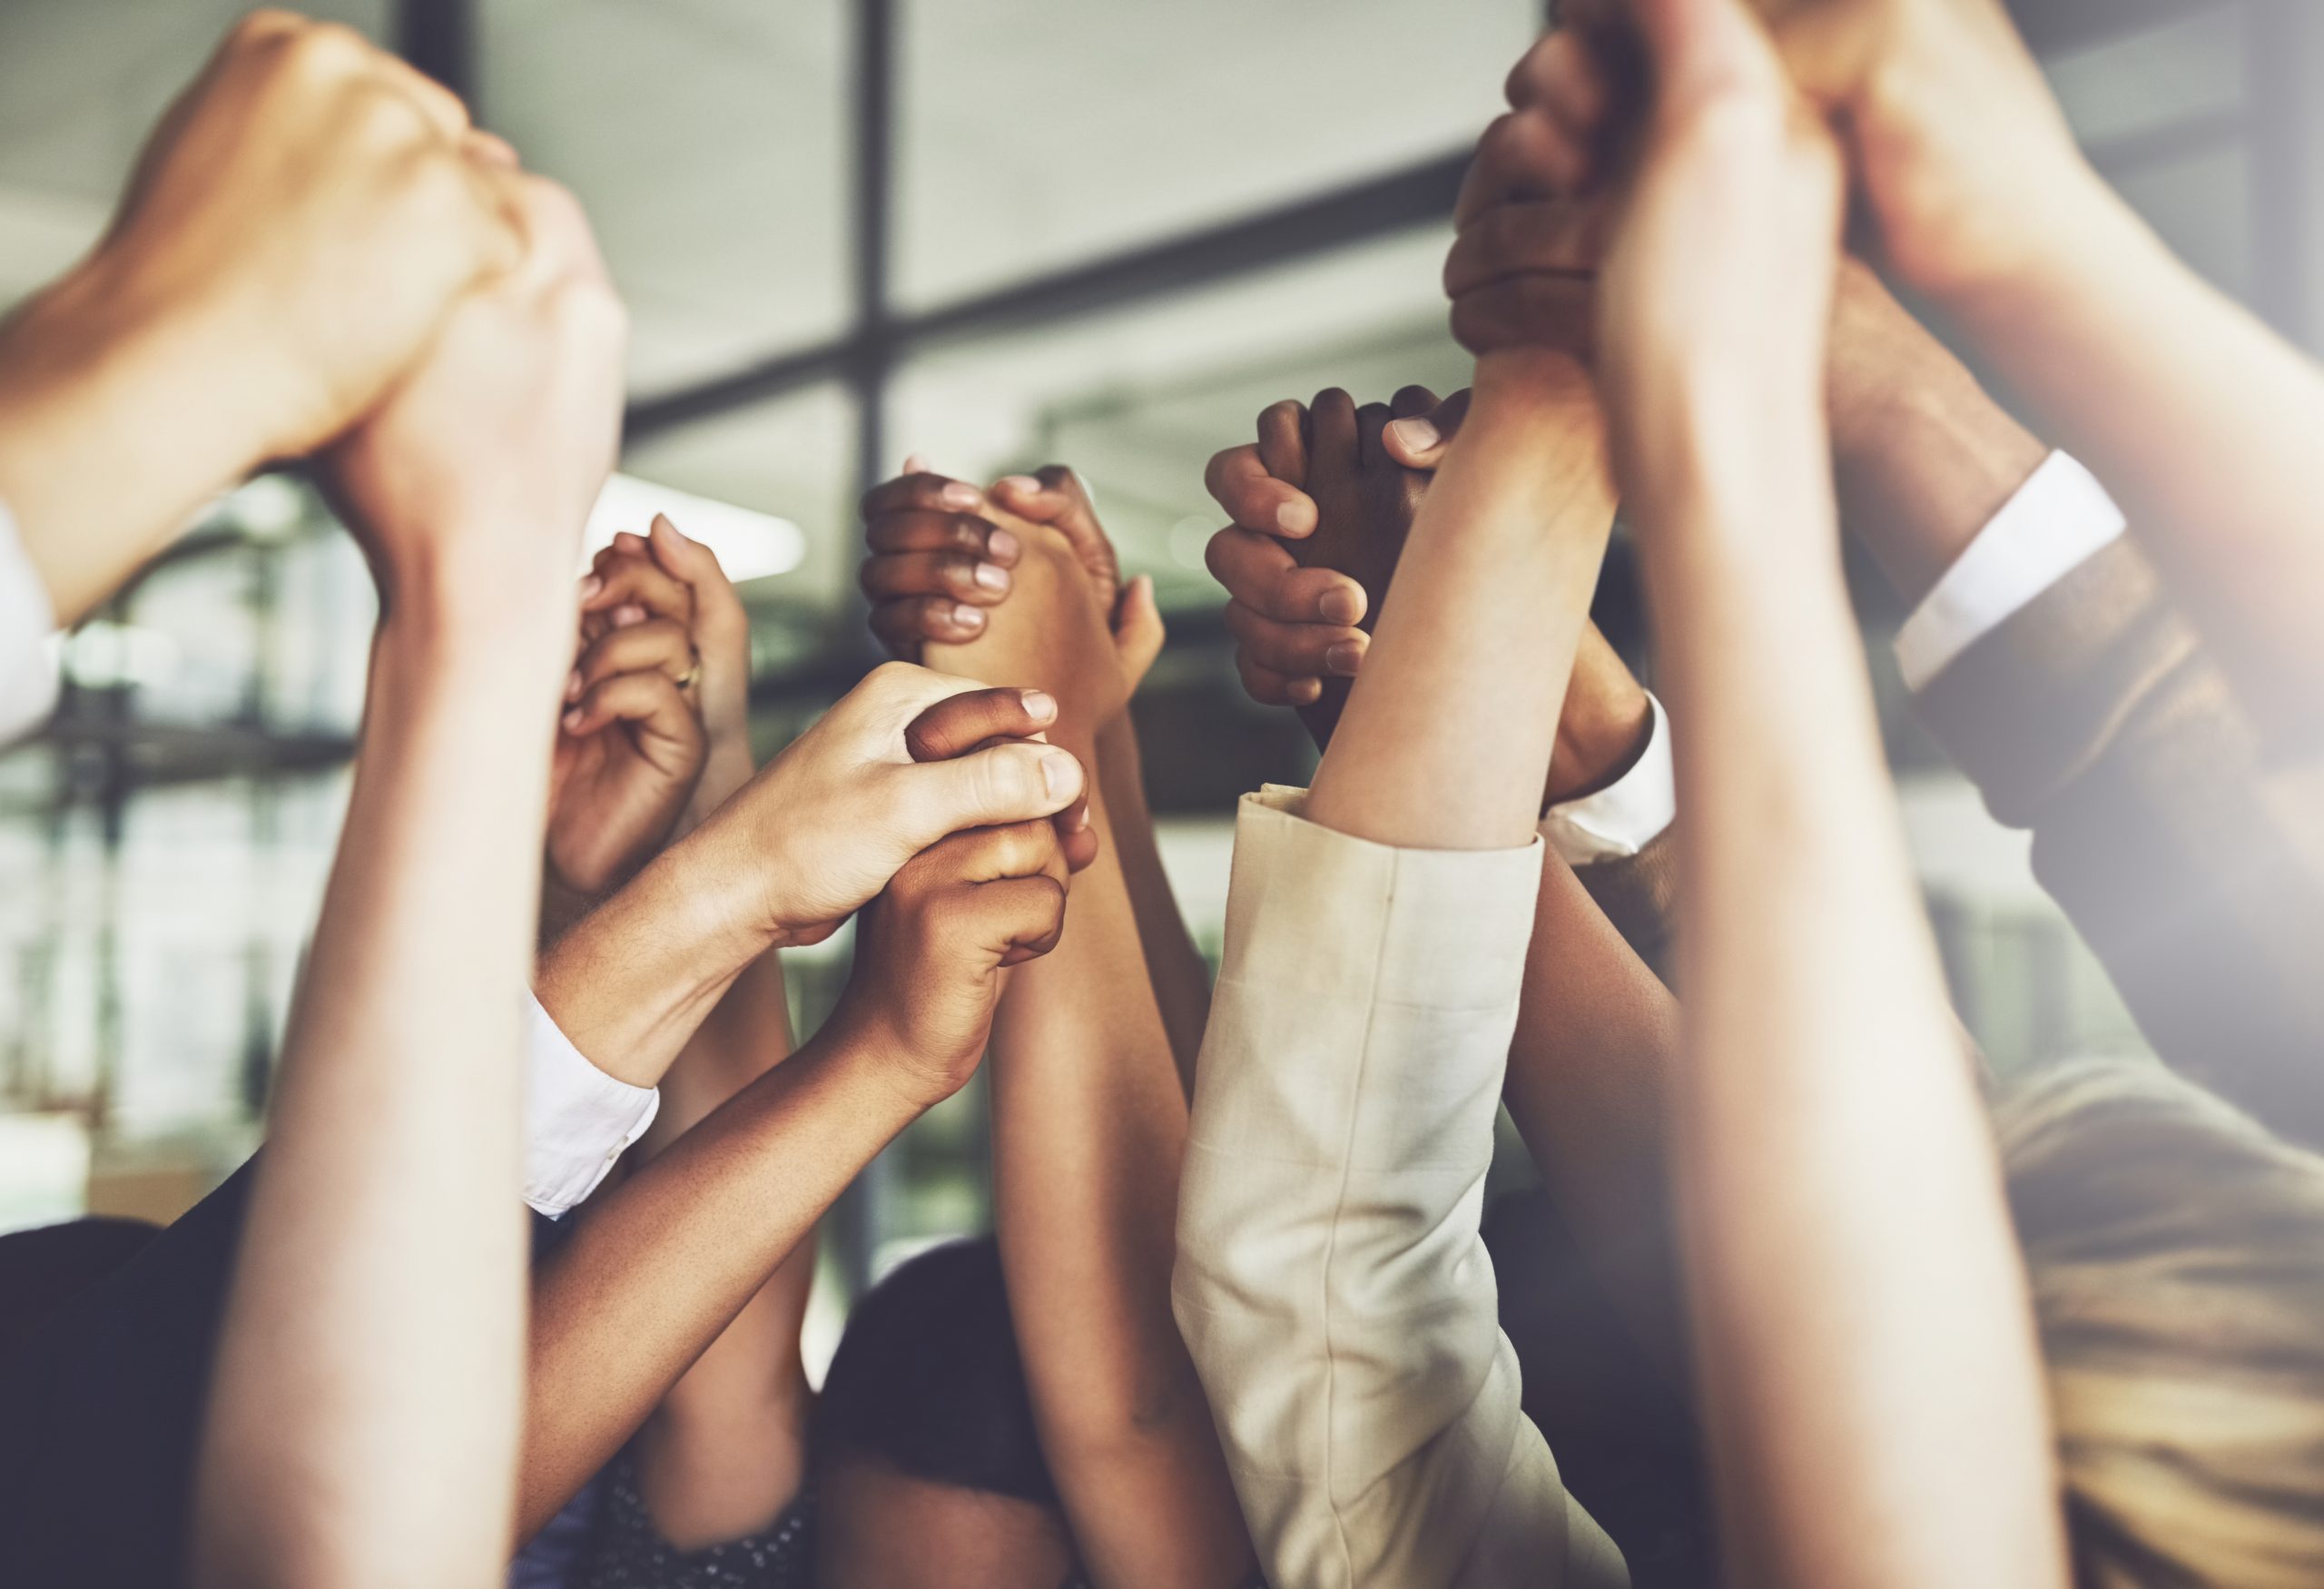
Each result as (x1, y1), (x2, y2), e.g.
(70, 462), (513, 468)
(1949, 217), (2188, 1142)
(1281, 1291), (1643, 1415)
(536, 837), (773, 1089)
(1548, 680), (1654, 809)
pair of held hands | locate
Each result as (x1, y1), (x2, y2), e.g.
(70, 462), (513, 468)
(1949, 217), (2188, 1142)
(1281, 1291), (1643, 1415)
(4, 11), (625, 633)
(543, 516), (1101, 1108)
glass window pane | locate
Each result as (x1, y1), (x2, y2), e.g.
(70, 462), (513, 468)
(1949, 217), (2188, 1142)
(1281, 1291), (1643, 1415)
(483, 0), (851, 397)
(618, 383), (861, 632)
(889, 227), (1463, 610)
(895, 0), (1540, 307)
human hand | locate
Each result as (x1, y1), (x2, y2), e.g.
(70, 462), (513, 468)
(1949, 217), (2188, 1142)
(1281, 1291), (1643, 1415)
(826, 816), (1070, 1110)
(544, 547), (710, 906)
(683, 665), (1089, 950)
(79, 11), (527, 465)
(322, 173), (626, 633)
(582, 515), (756, 831)
(860, 460), (1163, 709)
(1565, 0), (1845, 498)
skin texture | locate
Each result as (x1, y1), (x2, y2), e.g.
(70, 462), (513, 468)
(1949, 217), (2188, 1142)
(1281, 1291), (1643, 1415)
(0, 11), (526, 626)
(553, 517), (823, 1552)
(1528, 0), (2072, 1584)
(517, 685), (1078, 1543)
(814, 1463), (1078, 1589)
(866, 459), (1255, 1587)
(189, 173), (625, 1589)
(534, 666), (1088, 1090)
(861, 459), (1210, 1088)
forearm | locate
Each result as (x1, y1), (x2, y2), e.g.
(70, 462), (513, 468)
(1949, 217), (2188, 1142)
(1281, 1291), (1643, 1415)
(1827, 263), (2049, 607)
(535, 826), (771, 1089)
(519, 1022), (921, 1541)
(194, 599), (566, 1589)
(0, 263), (281, 624)
(1097, 714), (1211, 1094)
(1307, 351), (1614, 850)
(992, 734), (1252, 1588)
(1944, 180), (2324, 738)
(1640, 391), (2065, 1586)
(1504, 855), (1689, 1385)
(631, 950), (816, 1549)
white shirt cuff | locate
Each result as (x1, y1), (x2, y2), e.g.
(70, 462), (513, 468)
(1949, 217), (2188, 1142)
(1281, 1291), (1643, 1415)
(0, 496), (61, 747)
(525, 994), (659, 1219)
(1895, 451), (2127, 694)
(1541, 692), (1674, 864)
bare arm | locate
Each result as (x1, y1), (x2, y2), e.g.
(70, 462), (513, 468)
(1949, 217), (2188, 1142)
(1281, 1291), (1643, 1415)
(1097, 712), (1214, 1093)
(920, 510), (1251, 1586)
(1570, 0), (2071, 1578)
(190, 175), (623, 1589)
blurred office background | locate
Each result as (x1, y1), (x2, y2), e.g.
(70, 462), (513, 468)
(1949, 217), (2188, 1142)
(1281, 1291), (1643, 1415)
(0, 0), (2317, 1303)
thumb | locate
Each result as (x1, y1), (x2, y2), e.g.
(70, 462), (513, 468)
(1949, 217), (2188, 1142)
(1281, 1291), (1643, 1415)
(896, 739), (1087, 844)
(991, 466), (1117, 583)
(1113, 574), (1165, 682)
(1632, 0), (1784, 110)
(1382, 389), (1472, 470)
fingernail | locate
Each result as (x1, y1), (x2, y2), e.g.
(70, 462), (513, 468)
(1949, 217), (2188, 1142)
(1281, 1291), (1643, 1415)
(972, 561), (1009, 592)
(904, 452), (931, 474)
(997, 475), (1041, 495)
(656, 515), (690, 546)
(1388, 416), (1441, 452)
(1291, 676), (1324, 705)
(1325, 640), (1365, 676)
(577, 574), (603, 600)
(1019, 689), (1057, 721)
(1068, 804), (1092, 832)
(987, 527), (1020, 560)
(950, 602), (985, 629)
(612, 604), (645, 628)
(1040, 750), (1079, 800)
(565, 669), (583, 702)
(940, 481), (982, 509)
(561, 707), (585, 731)
(1275, 500), (1309, 535)
(1319, 588), (1363, 625)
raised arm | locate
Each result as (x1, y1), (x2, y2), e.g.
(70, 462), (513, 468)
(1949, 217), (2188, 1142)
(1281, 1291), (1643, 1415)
(0, 13), (521, 627)
(1176, 352), (1629, 1588)
(517, 673), (1087, 1536)
(1541, 0), (2070, 1582)
(190, 177), (625, 1589)
(1730, 0), (2324, 740)
(891, 469), (1254, 1588)
(860, 463), (1209, 1088)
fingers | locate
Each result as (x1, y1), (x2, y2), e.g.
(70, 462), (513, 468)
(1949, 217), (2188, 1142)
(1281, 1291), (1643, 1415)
(1204, 441), (1315, 538)
(860, 547), (1015, 608)
(1444, 200), (1607, 299)
(902, 686), (1060, 763)
(910, 818), (1068, 890)
(978, 874), (1071, 967)
(989, 466), (1113, 573)
(1355, 399), (1394, 469)
(870, 594), (990, 655)
(560, 669), (704, 759)
(572, 617), (694, 697)
(646, 515), (743, 621)
(1235, 648), (1324, 710)
(1452, 274), (1600, 360)
(1255, 399), (1310, 490)
(863, 507), (1022, 565)
(1204, 528), (1366, 626)
(1224, 599), (1368, 682)
(1112, 572), (1167, 685)
(584, 543), (694, 629)
(902, 741), (1088, 835)
(1382, 389), (1472, 470)
(862, 469), (988, 522)
(1456, 110), (1588, 231)
(1305, 387), (1360, 483)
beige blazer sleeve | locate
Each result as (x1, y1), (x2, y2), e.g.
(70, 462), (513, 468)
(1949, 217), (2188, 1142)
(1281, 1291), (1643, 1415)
(1173, 788), (1627, 1589)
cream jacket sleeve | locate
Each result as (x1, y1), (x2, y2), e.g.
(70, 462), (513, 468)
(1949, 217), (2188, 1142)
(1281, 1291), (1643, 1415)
(1173, 788), (1628, 1589)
